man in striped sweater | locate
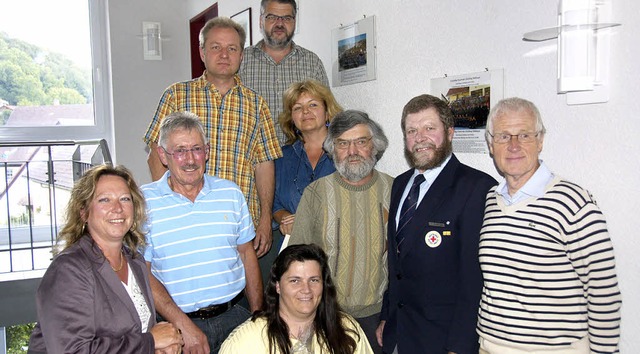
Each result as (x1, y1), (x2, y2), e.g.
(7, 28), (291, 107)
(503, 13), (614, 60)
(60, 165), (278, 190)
(477, 97), (621, 354)
(290, 110), (393, 354)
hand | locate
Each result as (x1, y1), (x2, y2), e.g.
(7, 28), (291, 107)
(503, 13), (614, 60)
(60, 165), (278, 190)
(155, 343), (183, 354)
(150, 322), (183, 350)
(375, 320), (385, 347)
(254, 218), (273, 257)
(278, 214), (295, 236)
(178, 320), (210, 354)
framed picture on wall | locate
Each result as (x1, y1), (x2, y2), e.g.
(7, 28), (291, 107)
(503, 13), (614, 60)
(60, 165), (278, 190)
(331, 16), (376, 87)
(231, 8), (252, 47)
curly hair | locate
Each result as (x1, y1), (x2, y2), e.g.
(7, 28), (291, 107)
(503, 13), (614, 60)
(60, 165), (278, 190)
(323, 110), (388, 162)
(256, 244), (359, 354)
(57, 164), (147, 256)
(279, 80), (343, 145)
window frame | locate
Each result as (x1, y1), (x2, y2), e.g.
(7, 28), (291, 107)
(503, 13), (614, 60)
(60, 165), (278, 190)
(0, 0), (114, 150)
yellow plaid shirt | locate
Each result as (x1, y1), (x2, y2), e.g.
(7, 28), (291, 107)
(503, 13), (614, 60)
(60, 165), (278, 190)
(144, 73), (282, 224)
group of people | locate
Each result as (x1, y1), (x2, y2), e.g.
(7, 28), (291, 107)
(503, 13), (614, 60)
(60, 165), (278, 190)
(27, 0), (621, 354)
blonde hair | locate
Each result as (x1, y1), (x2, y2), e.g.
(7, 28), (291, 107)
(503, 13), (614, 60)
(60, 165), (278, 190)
(57, 165), (147, 256)
(279, 80), (343, 145)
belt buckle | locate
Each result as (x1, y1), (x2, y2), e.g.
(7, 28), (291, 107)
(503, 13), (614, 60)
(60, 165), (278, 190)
(196, 308), (207, 320)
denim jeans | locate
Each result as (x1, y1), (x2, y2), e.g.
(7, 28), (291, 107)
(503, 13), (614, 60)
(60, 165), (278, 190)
(191, 305), (251, 354)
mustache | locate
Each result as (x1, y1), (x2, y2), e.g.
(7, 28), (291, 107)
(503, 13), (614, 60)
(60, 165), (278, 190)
(181, 164), (200, 170)
(346, 155), (365, 162)
(412, 143), (436, 152)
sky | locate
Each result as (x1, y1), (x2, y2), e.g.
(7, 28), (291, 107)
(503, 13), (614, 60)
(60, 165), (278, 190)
(0, 0), (92, 69)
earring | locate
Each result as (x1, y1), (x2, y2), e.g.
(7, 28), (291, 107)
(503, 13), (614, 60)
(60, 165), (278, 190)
(325, 121), (330, 127)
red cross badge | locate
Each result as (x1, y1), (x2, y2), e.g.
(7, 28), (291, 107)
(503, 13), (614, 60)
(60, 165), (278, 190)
(425, 230), (442, 248)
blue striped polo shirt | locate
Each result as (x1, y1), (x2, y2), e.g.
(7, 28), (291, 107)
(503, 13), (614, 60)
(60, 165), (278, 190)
(142, 172), (255, 313)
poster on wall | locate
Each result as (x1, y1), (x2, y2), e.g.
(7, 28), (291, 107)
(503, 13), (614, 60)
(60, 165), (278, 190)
(430, 69), (504, 154)
(331, 16), (376, 87)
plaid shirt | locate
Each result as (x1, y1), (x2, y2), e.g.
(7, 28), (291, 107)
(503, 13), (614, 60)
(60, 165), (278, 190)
(144, 73), (282, 224)
(239, 40), (329, 145)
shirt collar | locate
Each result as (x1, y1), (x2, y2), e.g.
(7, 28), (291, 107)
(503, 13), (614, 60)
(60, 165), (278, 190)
(199, 72), (242, 91)
(253, 39), (299, 60)
(496, 160), (554, 203)
(412, 154), (452, 185)
(157, 170), (210, 198)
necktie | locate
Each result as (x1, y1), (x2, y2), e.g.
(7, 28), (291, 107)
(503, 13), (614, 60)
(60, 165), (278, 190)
(396, 174), (425, 253)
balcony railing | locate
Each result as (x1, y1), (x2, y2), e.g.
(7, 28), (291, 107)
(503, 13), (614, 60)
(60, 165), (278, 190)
(0, 139), (112, 280)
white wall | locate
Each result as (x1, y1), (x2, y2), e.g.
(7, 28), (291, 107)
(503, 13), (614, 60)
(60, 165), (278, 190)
(110, 0), (639, 350)
(109, 0), (191, 182)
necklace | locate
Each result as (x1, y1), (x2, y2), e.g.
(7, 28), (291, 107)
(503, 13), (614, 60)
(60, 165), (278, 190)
(111, 250), (124, 272)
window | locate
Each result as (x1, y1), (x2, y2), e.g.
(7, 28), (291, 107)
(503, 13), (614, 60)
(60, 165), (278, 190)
(0, 0), (113, 144)
(0, 0), (113, 277)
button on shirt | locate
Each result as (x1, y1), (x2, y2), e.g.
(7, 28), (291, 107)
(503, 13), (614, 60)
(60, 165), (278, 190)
(273, 140), (335, 223)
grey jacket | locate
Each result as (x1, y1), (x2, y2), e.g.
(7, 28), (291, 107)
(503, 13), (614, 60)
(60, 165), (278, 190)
(28, 235), (156, 353)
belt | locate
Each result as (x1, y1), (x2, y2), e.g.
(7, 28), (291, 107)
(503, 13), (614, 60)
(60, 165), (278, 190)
(185, 294), (241, 320)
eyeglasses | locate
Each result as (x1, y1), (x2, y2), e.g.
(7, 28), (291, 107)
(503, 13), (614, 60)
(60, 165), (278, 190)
(335, 136), (372, 150)
(264, 14), (295, 23)
(488, 131), (540, 144)
(162, 146), (208, 159)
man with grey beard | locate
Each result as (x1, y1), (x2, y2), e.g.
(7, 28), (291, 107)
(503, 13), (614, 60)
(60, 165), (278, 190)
(289, 110), (393, 354)
(376, 94), (496, 354)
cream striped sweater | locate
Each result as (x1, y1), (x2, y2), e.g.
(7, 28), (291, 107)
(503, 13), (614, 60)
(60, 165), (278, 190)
(477, 177), (621, 353)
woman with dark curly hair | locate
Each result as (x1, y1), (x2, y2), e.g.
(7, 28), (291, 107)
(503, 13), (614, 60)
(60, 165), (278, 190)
(220, 244), (372, 354)
(28, 165), (183, 353)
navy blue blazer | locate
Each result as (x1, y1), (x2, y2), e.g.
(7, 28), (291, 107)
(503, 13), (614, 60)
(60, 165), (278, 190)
(381, 155), (496, 354)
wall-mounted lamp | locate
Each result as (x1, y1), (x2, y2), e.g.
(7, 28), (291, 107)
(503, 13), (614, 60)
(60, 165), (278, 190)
(142, 22), (162, 60)
(523, 0), (621, 105)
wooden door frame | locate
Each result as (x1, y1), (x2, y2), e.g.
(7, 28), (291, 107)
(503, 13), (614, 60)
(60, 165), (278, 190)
(189, 3), (218, 79)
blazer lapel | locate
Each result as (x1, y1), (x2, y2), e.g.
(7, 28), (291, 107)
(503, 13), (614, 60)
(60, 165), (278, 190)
(400, 156), (460, 257)
(82, 238), (141, 329)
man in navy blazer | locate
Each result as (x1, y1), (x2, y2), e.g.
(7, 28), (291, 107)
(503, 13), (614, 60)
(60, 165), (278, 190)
(377, 94), (496, 354)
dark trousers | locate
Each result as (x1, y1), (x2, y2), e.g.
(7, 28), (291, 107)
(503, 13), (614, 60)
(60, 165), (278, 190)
(188, 305), (250, 354)
(356, 312), (383, 354)
(239, 229), (284, 310)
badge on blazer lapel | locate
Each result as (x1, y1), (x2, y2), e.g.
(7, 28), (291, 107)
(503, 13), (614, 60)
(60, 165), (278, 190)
(425, 230), (442, 248)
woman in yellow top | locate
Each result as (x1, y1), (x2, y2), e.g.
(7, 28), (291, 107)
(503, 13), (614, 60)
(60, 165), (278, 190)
(220, 244), (372, 354)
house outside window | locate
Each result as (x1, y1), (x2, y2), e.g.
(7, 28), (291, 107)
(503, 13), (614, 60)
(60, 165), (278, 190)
(0, 0), (113, 276)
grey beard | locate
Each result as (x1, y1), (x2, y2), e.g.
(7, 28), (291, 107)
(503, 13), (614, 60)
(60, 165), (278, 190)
(336, 155), (377, 183)
(262, 29), (293, 49)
